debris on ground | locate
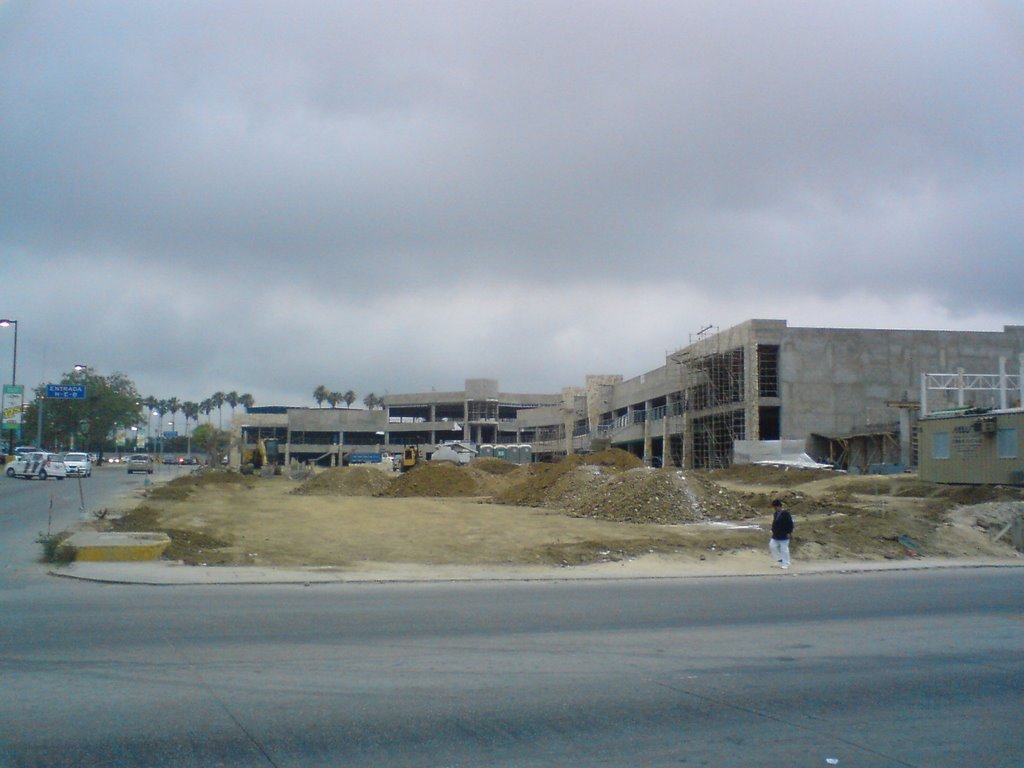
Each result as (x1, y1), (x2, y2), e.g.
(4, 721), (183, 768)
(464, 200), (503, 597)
(99, 447), (1024, 568)
(292, 466), (396, 496)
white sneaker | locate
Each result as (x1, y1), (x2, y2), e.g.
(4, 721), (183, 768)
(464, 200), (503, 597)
(781, 564), (789, 569)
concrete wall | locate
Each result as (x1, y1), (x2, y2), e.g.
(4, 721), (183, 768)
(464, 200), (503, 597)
(780, 326), (1024, 442)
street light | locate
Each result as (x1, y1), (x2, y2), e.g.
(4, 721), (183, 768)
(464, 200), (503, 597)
(0, 319), (17, 384)
(0, 318), (19, 454)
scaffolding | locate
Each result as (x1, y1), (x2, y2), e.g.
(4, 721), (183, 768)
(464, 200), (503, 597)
(672, 326), (747, 469)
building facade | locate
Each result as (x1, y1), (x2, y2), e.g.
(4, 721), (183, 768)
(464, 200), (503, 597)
(234, 320), (1024, 473)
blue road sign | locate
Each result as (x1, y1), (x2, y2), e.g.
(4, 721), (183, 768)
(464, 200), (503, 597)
(45, 384), (86, 399)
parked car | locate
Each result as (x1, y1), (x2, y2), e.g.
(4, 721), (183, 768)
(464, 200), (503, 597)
(5, 451), (69, 480)
(126, 454), (154, 474)
(62, 452), (93, 477)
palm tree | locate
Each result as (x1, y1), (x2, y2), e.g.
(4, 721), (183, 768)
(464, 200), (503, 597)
(142, 396), (159, 451)
(239, 393), (255, 412)
(165, 397), (181, 434)
(153, 399), (168, 453)
(363, 393), (379, 410)
(200, 398), (213, 423)
(343, 390), (356, 409)
(182, 401), (200, 454)
(313, 385), (328, 408)
(182, 401), (200, 433)
(326, 391), (341, 409)
(225, 391), (239, 422)
(211, 392), (225, 428)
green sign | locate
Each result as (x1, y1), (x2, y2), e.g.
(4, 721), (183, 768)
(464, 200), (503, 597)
(2, 384), (24, 430)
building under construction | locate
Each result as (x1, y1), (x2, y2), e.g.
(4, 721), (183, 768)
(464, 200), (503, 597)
(235, 319), (1024, 474)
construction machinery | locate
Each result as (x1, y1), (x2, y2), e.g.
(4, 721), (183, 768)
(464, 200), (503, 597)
(243, 438), (279, 469)
(401, 445), (421, 472)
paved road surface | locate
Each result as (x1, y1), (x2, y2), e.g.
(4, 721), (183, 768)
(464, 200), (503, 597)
(0, 463), (188, 588)
(2, 569), (1021, 767)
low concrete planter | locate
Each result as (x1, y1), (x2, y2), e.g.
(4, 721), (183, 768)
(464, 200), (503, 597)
(66, 532), (172, 562)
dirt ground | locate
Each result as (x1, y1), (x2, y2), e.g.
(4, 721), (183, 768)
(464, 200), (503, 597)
(100, 449), (1024, 573)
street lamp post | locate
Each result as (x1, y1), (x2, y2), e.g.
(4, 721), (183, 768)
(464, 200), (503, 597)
(0, 318), (19, 454)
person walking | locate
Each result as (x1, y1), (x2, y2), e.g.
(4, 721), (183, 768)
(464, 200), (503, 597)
(769, 499), (794, 569)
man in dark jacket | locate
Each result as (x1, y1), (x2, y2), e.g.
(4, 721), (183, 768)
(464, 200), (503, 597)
(769, 499), (794, 569)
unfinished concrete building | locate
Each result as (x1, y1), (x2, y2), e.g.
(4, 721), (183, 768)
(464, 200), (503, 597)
(235, 320), (1024, 474)
(236, 379), (561, 466)
(586, 320), (1024, 471)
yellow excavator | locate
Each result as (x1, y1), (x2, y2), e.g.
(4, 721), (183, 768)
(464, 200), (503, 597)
(243, 439), (270, 469)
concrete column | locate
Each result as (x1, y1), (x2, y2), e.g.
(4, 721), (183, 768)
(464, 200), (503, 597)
(898, 408), (912, 468)
(1019, 354), (1024, 408)
(642, 400), (652, 463)
(999, 357), (1008, 410)
(662, 416), (670, 468)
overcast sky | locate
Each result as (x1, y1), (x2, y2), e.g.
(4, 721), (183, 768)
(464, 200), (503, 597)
(2, 0), (1022, 411)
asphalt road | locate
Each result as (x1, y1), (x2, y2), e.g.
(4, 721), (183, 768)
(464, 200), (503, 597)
(0, 463), (189, 587)
(2, 568), (1022, 767)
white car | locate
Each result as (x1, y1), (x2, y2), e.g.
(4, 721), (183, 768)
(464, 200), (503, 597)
(126, 454), (155, 474)
(5, 451), (69, 480)
(62, 452), (93, 477)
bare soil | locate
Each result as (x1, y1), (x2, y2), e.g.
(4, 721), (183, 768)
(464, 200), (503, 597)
(103, 449), (1024, 572)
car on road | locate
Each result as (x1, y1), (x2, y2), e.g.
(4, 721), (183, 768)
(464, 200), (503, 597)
(61, 452), (93, 477)
(126, 454), (154, 474)
(5, 451), (69, 480)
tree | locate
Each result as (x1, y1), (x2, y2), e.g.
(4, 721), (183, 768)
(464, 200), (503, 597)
(27, 368), (141, 457)
(191, 423), (231, 466)
(325, 391), (340, 409)
(200, 398), (213, 423)
(239, 393), (255, 412)
(211, 392), (225, 427)
(313, 385), (328, 408)
(363, 393), (381, 410)
(343, 390), (356, 409)
(182, 401), (200, 447)
(225, 391), (239, 421)
(165, 397), (181, 433)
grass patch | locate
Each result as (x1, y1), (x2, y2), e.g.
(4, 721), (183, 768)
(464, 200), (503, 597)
(36, 532), (77, 564)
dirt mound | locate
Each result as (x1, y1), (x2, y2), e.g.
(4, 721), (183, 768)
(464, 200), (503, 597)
(709, 463), (839, 487)
(380, 462), (485, 497)
(471, 457), (521, 475)
(493, 456), (591, 506)
(492, 451), (760, 524)
(564, 468), (704, 523)
(147, 470), (258, 501)
(292, 466), (397, 496)
(561, 468), (761, 524)
(583, 448), (646, 470)
(935, 484), (1024, 505)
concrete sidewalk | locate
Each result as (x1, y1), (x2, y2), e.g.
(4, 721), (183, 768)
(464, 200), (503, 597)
(49, 556), (1024, 586)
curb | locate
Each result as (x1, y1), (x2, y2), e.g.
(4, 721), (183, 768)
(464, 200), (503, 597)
(49, 558), (1024, 586)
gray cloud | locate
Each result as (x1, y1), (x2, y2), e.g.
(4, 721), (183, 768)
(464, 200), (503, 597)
(1, 0), (1022, 407)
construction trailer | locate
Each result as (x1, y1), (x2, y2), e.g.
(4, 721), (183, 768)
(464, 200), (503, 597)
(917, 408), (1024, 485)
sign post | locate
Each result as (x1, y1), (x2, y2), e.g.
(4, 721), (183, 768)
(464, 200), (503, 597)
(2, 384), (24, 449)
(37, 384), (88, 447)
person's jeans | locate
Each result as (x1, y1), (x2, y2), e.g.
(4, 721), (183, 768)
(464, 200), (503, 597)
(769, 537), (790, 568)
